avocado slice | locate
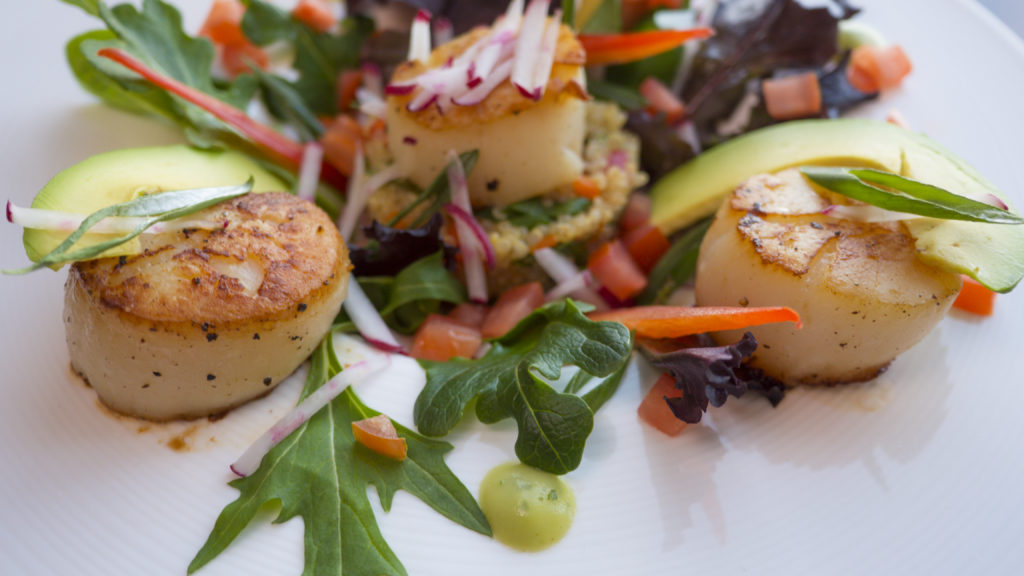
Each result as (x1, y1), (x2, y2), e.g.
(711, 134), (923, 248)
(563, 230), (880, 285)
(23, 146), (287, 265)
(649, 118), (1024, 293)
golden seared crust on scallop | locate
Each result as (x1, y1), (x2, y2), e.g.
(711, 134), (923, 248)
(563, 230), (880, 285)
(65, 192), (350, 421)
(696, 169), (961, 386)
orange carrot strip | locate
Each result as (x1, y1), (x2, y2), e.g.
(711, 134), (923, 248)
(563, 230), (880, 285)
(579, 28), (714, 66)
(953, 276), (996, 316)
(589, 305), (801, 339)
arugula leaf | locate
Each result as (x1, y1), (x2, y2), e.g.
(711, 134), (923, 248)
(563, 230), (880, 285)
(4, 180), (252, 275)
(801, 167), (1024, 224)
(478, 197), (592, 230)
(190, 337), (489, 576)
(64, 0), (259, 147)
(414, 300), (633, 474)
(242, 0), (373, 117)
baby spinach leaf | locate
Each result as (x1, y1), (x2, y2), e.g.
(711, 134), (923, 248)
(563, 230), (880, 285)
(414, 300), (633, 474)
(801, 167), (1024, 224)
(381, 251), (467, 333)
(190, 337), (489, 576)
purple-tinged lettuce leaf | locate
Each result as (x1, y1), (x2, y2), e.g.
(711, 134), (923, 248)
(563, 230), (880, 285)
(644, 332), (783, 423)
(350, 213), (448, 277)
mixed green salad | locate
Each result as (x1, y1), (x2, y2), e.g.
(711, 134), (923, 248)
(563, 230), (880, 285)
(6, 0), (1021, 574)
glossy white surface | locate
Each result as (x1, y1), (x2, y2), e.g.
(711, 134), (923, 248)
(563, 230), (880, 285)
(2, 1), (1024, 575)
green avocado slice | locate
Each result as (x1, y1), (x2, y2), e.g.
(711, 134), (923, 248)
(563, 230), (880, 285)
(649, 118), (1024, 293)
(23, 145), (287, 266)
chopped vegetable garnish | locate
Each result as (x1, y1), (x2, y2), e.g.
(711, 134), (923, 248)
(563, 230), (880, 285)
(953, 276), (996, 316)
(481, 282), (545, 339)
(411, 314), (483, 362)
(847, 44), (912, 93)
(352, 414), (409, 461)
(587, 240), (647, 302)
(637, 373), (687, 436)
(762, 71), (822, 120)
(589, 305), (801, 339)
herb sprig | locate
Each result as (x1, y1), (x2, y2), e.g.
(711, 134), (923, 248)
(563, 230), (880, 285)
(4, 179), (252, 275)
(801, 166), (1024, 224)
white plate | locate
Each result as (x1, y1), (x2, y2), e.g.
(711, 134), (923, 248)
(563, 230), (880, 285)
(3, 1), (1024, 574)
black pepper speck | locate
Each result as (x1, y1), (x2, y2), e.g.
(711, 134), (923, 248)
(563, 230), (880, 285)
(206, 333), (218, 342)
(207, 374), (216, 381)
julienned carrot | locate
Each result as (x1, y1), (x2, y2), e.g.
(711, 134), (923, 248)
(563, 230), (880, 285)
(96, 47), (348, 191)
(579, 28), (714, 66)
(588, 305), (801, 339)
(953, 276), (996, 316)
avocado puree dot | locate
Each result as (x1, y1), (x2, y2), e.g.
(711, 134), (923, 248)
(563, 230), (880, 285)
(479, 462), (575, 552)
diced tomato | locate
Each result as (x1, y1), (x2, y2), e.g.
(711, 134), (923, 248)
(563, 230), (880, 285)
(622, 224), (671, 273)
(619, 193), (651, 234)
(481, 282), (545, 339)
(410, 314), (482, 361)
(639, 77), (686, 124)
(762, 72), (822, 120)
(220, 41), (270, 77)
(200, 0), (247, 46)
(572, 177), (602, 200)
(447, 303), (490, 329)
(847, 44), (913, 93)
(319, 115), (362, 176)
(953, 276), (996, 316)
(352, 414), (407, 461)
(336, 70), (363, 113)
(292, 0), (337, 34)
(637, 373), (686, 436)
(587, 240), (647, 302)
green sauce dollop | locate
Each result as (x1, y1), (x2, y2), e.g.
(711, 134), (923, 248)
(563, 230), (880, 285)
(479, 462), (575, 552)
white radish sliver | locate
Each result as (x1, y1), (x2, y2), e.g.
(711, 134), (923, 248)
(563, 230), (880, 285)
(337, 143), (367, 242)
(230, 358), (390, 477)
(344, 279), (404, 352)
(445, 149), (488, 303)
(512, 0), (550, 99)
(408, 10), (432, 62)
(296, 143), (323, 202)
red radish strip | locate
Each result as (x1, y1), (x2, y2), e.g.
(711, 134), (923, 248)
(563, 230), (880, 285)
(338, 143), (366, 241)
(230, 357), (390, 477)
(344, 280), (405, 352)
(444, 203), (496, 269)
(356, 88), (388, 118)
(385, 82), (416, 96)
(983, 194), (1009, 211)
(408, 9), (433, 62)
(472, 29), (517, 84)
(407, 89), (439, 112)
(607, 149), (629, 170)
(821, 204), (920, 223)
(6, 202), (221, 234)
(433, 17), (454, 46)
(528, 10), (561, 98)
(97, 47), (347, 191)
(533, 247), (608, 310)
(361, 62), (384, 96)
(446, 150), (488, 303)
(545, 270), (592, 301)
(454, 59), (514, 106)
(512, 0), (549, 100)
(339, 158), (403, 241)
(296, 142), (323, 202)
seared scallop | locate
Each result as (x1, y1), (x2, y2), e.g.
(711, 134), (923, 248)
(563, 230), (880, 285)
(695, 168), (962, 385)
(64, 192), (350, 420)
(386, 23), (589, 207)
